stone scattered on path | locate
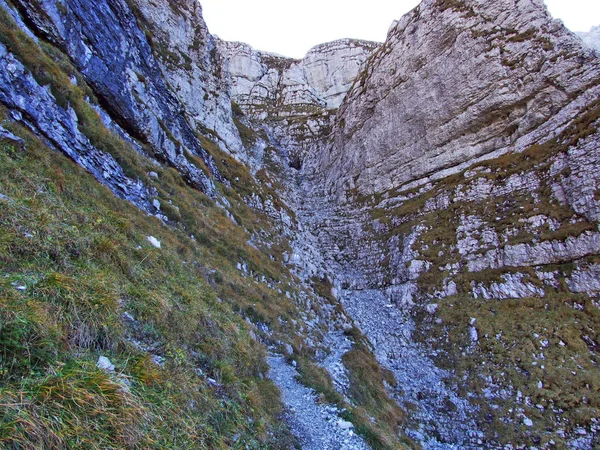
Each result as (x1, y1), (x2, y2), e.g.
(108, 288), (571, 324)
(267, 354), (370, 450)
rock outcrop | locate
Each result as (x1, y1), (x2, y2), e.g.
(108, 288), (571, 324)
(0, 38), (155, 211)
(220, 38), (379, 118)
(312, 0), (600, 200)
(6, 0), (244, 196)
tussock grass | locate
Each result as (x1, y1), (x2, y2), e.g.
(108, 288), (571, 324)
(342, 343), (408, 450)
(0, 116), (295, 447)
(0, 362), (146, 449)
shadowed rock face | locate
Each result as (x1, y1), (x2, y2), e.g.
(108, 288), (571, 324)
(0, 40), (155, 210)
(311, 0), (600, 201)
(7, 0), (241, 195)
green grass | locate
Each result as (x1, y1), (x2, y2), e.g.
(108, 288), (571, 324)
(417, 293), (600, 448)
(231, 103), (258, 148)
(0, 116), (411, 449)
(0, 117), (297, 448)
(434, 0), (476, 17)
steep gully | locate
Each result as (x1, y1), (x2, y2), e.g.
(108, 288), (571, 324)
(223, 0), (600, 447)
(218, 31), (485, 447)
(3, 0), (600, 447)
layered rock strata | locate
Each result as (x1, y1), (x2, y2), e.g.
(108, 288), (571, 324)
(219, 38), (379, 117)
(312, 0), (600, 200)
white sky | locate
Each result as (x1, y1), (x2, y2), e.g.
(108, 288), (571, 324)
(200, 0), (600, 59)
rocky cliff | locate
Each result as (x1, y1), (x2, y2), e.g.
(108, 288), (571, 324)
(1, 0), (600, 449)
(315, 0), (600, 199)
(219, 37), (379, 166)
(220, 38), (379, 116)
(296, 0), (600, 447)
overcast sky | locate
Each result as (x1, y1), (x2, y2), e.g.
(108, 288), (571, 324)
(200, 0), (600, 59)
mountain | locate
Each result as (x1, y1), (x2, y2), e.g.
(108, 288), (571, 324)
(0, 0), (599, 448)
(578, 26), (600, 52)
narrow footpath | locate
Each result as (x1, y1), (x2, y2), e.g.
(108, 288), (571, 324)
(267, 355), (370, 450)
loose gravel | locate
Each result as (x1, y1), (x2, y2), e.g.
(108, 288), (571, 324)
(267, 354), (370, 450)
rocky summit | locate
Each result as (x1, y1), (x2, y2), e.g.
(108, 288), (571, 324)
(0, 0), (599, 449)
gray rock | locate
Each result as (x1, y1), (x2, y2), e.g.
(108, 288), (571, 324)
(220, 38), (379, 116)
(0, 41), (156, 212)
(312, 0), (600, 199)
(147, 236), (161, 248)
(267, 355), (369, 450)
(0, 124), (24, 146)
(97, 356), (115, 372)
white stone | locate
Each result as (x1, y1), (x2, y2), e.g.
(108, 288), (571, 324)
(147, 236), (161, 249)
(97, 356), (115, 372)
(338, 419), (354, 430)
(426, 303), (439, 314)
(469, 327), (479, 343)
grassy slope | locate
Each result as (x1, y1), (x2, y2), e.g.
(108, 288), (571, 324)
(0, 6), (296, 447)
(0, 113), (298, 449)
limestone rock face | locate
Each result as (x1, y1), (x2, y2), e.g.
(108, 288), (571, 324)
(293, 0), (600, 446)
(577, 25), (600, 52)
(0, 39), (155, 211)
(220, 38), (379, 117)
(313, 0), (600, 200)
(6, 0), (242, 195)
(129, 0), (242, 153)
